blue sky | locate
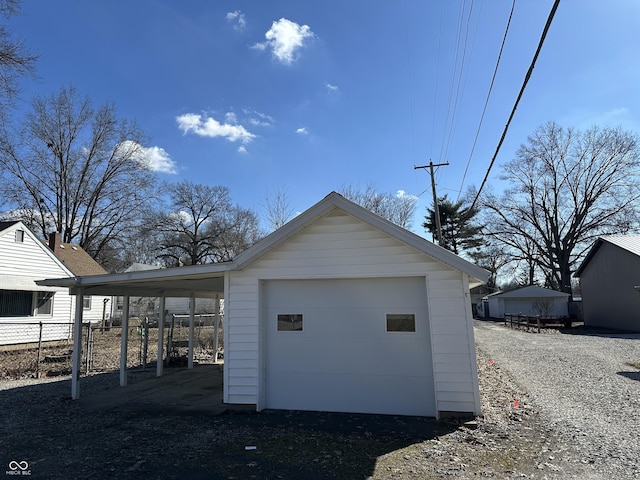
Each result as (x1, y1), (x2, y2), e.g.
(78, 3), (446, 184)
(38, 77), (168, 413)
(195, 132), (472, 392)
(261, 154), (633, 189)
(11, 0), (640, 234)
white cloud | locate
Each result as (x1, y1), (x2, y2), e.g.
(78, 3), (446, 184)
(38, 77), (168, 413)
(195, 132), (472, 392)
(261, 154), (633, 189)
(225, 111), (238, 124)
(176, 113), (255, 143)
(237, 145), (247, 154)
(326, 83), (338, 92)
(396, 189), (418, 200)
(226, 10), (246, 31)
(143, 146), (177, 174)
(116, 140), (177, 174)
(253, 18), (314, 65)
(296, 127), (308, 135)
(243, 108), (274, 127)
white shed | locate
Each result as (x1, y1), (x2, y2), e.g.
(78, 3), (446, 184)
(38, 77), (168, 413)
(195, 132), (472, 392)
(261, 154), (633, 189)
(40, 192), (489, 418)
(486, 285), (570, 319)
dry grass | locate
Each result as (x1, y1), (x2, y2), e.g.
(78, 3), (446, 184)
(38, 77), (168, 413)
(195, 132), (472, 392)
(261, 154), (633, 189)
(0, 320), (221, 380)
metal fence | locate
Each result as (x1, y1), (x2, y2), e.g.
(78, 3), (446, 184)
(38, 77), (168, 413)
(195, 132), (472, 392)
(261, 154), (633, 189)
(0, 314), (223, 380)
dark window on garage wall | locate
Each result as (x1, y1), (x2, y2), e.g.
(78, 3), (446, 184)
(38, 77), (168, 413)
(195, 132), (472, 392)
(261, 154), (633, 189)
(386, 314), (416, 332)
(277, 314), (303, 331)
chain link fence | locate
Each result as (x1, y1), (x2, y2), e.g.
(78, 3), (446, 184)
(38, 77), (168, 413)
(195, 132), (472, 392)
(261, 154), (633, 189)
(0, 314), (223, 380)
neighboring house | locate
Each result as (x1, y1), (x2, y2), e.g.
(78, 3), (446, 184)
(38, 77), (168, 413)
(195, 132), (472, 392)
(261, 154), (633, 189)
(574, 235), (640, 332)
(47, 232), (111, 324)
(111, 263), (222, 321)
(0, 222), (74, 345)
(41, 192), (489, 418)
(479, 285), (570, 319)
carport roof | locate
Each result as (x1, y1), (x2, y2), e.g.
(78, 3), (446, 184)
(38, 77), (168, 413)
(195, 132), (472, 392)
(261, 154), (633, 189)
(37, 262), (229, 298)
(37, 192), (489, 297)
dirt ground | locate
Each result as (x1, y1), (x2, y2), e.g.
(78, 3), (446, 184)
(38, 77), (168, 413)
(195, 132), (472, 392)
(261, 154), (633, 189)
(0, 339), (596, 479)
(0, 323), (219, 380)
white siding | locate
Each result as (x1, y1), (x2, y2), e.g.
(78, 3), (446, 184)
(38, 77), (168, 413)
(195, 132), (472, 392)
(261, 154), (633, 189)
(0, 225), (75, 345)
(225, 210), (480, 415)
(76, 295), (112, 323)
(0, 226), (70, 279)
(428, 272), (480, 414)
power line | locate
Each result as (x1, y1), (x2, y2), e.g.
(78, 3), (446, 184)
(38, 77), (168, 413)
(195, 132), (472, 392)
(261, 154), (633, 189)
(439, 0), (468, 163)
(456, 0), (516, 202)
(402, 0), (417, 164)
(442, 0), (477, 165)
(468, 0), (561, 214)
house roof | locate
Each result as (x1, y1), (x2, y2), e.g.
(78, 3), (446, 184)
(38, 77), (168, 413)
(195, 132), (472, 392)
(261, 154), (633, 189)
(490, 285), (570, 299)
(47, 234), (108, 276)
(574, 235), (640, 277)
(0, 220), (20, 232)
(37, 192), (489, 297)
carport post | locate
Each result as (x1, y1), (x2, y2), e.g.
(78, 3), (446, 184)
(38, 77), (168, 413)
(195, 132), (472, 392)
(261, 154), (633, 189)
(71, 289), (84, 400)
(156, 296), (165, 377)
(188, 294), (195, 369)
(213, 294), (220, 362)
(120, 296), (130, 387)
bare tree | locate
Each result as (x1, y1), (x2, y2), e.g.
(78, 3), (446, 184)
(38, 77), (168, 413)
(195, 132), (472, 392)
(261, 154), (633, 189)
(339, 183), (417, 229)
(151, 181), (261, 265)
(482, 122), (640, 293)
(264, 186), (294, 231)
(214, 206), (262, 262)
(0, 85), (158, 260)
(0, 0), (37, 116)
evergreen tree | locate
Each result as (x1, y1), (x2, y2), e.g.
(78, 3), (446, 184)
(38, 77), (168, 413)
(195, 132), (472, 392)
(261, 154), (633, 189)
(423, 195), (484, 255)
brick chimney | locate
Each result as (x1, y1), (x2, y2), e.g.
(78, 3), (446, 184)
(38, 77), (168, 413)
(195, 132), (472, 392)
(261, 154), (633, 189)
(48, 232), (61, 253)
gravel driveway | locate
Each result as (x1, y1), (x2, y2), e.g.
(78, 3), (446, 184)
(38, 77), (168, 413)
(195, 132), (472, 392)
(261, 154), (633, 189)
(474, 320), (640, 479)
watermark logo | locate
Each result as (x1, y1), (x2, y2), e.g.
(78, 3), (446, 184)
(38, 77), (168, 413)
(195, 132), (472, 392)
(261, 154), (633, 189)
(5, 461), (30, 476)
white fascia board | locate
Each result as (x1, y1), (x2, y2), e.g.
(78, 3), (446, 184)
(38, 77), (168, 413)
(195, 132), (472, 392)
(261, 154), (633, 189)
(234, 192), (490, 284)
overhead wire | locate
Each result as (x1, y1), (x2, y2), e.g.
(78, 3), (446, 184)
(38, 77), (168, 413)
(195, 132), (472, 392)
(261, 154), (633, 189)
(467, 0), (561, 215)
(429, 1), (444, 159)
(456, 0), (516, 202)
(403, 0), (417, 166)
(442, 0), (477, 167)
(438, 0), (468, 164)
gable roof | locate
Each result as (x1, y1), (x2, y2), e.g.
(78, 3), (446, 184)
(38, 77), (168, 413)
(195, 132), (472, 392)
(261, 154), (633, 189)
(37, 192), (489, 296)
(491, 285), (569, 299)
(574, 235), (640, 277)
(53, 243), (108, 276)
(46, 232), (107, 276)
(233, 192), (489, 283)
(0, 220), (20, 232)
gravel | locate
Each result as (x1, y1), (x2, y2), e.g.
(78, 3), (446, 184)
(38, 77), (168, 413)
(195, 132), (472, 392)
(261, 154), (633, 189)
(474, 320), (640, 479)
(1, 322), (638, 478)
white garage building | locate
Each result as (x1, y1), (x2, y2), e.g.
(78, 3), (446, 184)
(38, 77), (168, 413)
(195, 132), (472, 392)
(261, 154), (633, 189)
(40, 192), (489, 418)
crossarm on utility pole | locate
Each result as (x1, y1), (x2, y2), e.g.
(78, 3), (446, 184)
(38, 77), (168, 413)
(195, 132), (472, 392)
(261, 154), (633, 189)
(414, 161), (449, 246)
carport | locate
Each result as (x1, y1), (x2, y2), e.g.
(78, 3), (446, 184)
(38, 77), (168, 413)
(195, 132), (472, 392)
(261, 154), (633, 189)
(38, 263), (231, 400)
(39, 192), (489, 418)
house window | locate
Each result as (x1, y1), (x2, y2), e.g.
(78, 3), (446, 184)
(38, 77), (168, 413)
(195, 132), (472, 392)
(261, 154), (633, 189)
(15, 230), (24, 242)
(83, 296), (91, 310)
(386, 314), (416, 332)
(0, 290), (32, 317)
(277, 314), (303, 331)
(35, 292), (53, 316)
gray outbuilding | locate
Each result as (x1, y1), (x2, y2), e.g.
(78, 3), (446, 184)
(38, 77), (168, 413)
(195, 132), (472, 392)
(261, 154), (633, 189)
(574, 235), (640, 332)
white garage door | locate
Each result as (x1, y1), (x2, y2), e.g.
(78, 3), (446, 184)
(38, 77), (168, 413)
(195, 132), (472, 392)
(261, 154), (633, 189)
(263, 277), (435, 416)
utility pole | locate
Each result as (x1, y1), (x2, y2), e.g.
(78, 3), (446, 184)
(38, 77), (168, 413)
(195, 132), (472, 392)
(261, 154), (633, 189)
(414, 161), (448, 246)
